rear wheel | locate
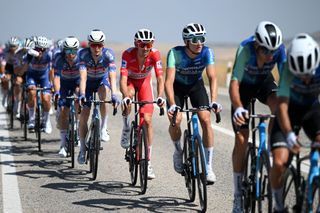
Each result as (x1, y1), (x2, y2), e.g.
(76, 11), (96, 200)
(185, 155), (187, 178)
(243, 144), (256, 213)
(283, 166), (300, 212)
(128, 121), (138, 186)
(183, 129), (195, 202)
(139, 124), (148, 194)
(257, 151), (272, 213)
(194, 135), (207, 212)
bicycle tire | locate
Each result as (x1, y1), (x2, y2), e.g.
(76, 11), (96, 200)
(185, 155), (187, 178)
(243, 144), (256, 213)
(23, 93), (28, 141)
(257, 151), (272, 213)
(69, 112), (75, 168)
(183, 129), (196, 202)
(305, 176), (320, 212)
(129, 121), (138, 186)
(90, 118), (100, 180)
(283, 166), (301, 212)
(9, 87), (14, 129)
(36, 106), (41, 152)
(194, 134), (207, 212)
(139, 124), (148, 194)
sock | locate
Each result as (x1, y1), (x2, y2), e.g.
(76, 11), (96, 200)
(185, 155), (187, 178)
(43, 111), (49, 123)
(173, 139), (182, 152)
(16, 101), (21, 114)
(233, 172), (243, 196)
(80, 137), (86, 153)
(272, 187), (284, 211)
(60, 129), (67, 148)
(148, 145), (152, 161)
(101, 115), (108, 130)
(123, 116), (130, 129)
(28, 108), (35, 121)
(205, 147), (214, 171)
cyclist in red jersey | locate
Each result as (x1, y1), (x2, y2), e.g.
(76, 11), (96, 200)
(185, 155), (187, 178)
(120, 29), (165, 179)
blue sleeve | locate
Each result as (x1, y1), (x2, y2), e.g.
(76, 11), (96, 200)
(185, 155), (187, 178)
(205, 47), (215, 65)
(276, 44), (287, 74)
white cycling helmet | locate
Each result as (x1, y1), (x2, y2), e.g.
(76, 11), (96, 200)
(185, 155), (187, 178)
(182, 23), (206, 40)
(87, 29), (105, 43)
(288, 33), (320, 76)
(255, 21), (282, 50)
(63, 36), (80, 49)
(134, 29), (155, 42)
(8, 36), (20, 47)
(23, 38), (35, 49)
(36, 36), (49, 48)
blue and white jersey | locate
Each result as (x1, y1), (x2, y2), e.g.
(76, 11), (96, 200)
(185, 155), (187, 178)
(166, 46), (214, 85)
(3, 48), (18, 65)
(78, 47), (116, 81)
(231, 36), (286, 85)
(13, 49), (27, 68)
(53, 52), (80, 81)
(24, 51), (52, 78)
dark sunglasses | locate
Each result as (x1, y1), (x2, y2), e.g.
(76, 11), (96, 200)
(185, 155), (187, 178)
(64, 49), (77, 54)
(137, 41), (153, 49)
(90, 43), (103, 48)
(35, 47), (46, 52)
(259, 46), (275, 55)
(190, 36), (206, 45)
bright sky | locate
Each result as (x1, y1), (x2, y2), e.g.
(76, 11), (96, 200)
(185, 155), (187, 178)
(1, 0), (319, 44)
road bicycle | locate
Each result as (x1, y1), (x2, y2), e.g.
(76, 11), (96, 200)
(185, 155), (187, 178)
(283, 141), (320, 213)
(82, 92), (117, 180)
(124, 95), (164, 194)
(242, 99), (274, 213)
(171, 96), (221, 213)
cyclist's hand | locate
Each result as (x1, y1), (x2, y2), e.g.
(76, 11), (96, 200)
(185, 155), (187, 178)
(287, 131), (300, 154)
(156, 97), (166, 107)
(233, 107), (249, 126)
(168, 104), (179, 116)
(79, 94), (86, 108)
(121, 97), (132, 108)
(111, 94), (120, 107)
(54, 91), (60, 100)
(210, 101), (222, 113)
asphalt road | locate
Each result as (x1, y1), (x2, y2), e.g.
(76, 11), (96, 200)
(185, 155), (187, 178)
(0, 87), (300, 213)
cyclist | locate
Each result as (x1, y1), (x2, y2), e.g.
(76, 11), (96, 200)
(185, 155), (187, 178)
(270, 34), (320, 213)
(1, 37), (20, 108)
(165, 23), (222, 184)
(120, 29), (165, 179)
(22, 36), (53, 134)
(13, 38), (36, 119)
(53, 36), (80, 158)
(77, 29), (119, 164)
(229, 21), (286, 212)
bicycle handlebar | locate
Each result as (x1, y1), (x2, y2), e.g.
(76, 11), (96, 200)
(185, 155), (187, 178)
(171, 106), (221, 127)
(124, 99), (165, 116)
(79, 99), (118, 115)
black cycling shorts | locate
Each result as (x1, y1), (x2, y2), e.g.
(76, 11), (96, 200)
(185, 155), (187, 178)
(231, 74), (277, 131)
(270, 103), (320, 150)
(171, 80), (209, 109)
(5, 63), (14, 75)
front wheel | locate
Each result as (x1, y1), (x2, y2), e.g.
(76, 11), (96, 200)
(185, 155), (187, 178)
(194, 134), (207, 212)
(283, 166), (301, 212)
(306, 177), (320, 212)
(128, 121), (138, 186)
(36, 106), (42, 152)
(139, 124), (148, 194)
(183, 129), (195, 202)
(90, 118), (100, 180)
(257, 151), (272, 213)
(243, 144), (256, 213)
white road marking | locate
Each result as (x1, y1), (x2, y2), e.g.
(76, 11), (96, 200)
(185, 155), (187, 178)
(0, 104), (23, 213)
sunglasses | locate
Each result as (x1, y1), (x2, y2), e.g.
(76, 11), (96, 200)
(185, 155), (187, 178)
(137, 41), (153, 49)
(259, 46), (275, 56)
(90, 43), (104, 48)
(65, 49), (77, 54)
(35, 47), (46, 52)
(189, 36), (206, 45)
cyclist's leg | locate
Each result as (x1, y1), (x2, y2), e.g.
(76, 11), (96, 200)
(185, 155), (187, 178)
(78, 99), (90, 164)
(98, 78), (111, 141)
(270, 118), (290, 212)
(302, 104), (320, 143)
(14, 75), (24, 117)
(26, 75), (36, 128)
(40, 77), (52, 133)
(58, 87), (70, 156)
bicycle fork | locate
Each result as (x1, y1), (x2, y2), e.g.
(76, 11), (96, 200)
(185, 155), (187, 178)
(306, 150), (320, 212)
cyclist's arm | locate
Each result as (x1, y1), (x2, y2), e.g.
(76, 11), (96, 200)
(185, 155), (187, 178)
(277, 96), (292, 135)
(156, 74), (164, 98)
(120, 75), (129, 98)
(206, 64), (218, 102)
(53, 69), (60, 93)
(109, 71), (117, 95)
(79, 67), (87, 96)
(165, 67), (176, 106)
(229, 80), (242, 109)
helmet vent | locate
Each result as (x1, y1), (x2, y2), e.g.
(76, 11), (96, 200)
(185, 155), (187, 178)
(265, 24), (277, 47)
(315, 48), (319, 63)
(307, 54), (312, 70)
(290, 56), (297, 71)
(255, 33), (262, 44)
(297, 56), (304, 73)
(297, 35), (306, 39)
